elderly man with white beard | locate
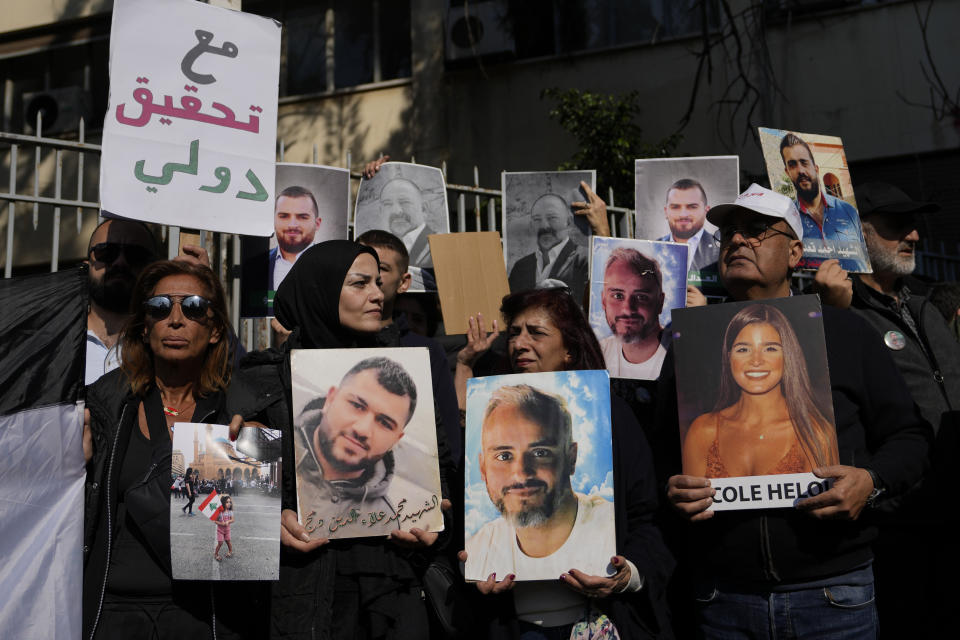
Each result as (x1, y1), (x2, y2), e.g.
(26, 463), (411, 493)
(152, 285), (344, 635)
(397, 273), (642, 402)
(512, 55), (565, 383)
(813, 181), (960, 639)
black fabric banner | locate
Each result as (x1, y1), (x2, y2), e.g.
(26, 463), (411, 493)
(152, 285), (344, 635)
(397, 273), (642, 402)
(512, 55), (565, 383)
(0, 266), (87, 416)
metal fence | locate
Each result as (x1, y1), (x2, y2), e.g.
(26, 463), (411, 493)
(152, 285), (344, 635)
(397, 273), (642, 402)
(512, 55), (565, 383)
(4, 118), (959, 350)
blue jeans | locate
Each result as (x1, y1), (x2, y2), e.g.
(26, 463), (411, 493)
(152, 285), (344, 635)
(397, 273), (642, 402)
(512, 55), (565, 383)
(695, 570), (878, 639)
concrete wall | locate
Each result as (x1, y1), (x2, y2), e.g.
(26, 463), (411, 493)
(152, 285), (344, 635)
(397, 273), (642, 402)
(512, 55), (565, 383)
(4, 0), (112, 34)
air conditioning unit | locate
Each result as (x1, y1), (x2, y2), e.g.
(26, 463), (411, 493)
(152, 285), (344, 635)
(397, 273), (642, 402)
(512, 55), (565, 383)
(22, 86), (93, 135)
(445, 1), (515, 62)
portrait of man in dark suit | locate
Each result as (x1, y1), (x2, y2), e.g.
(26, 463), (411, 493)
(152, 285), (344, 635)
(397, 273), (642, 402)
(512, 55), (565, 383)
(508, 193), (588, 302)
(380, 178), (435, 269)
(656, 178), (720, 274)
(270, 185), (321, 290)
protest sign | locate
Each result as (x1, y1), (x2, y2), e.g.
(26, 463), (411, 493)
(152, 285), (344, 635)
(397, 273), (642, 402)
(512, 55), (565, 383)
(634, 156), (738, 296)
(502, 171), (594, 304)
(354, 162), (450, 292)
(240, 163), (351, 317)
(672, 295), (839, 511)
(429, 231), (510, 335)
(464, 370), (615, 581)
(588, 237), (687, 380)
(758, 127), (871, 272)
(101, 0), (281, 235)
(290, 348), (444, 540)
(171, 423), (282, 580)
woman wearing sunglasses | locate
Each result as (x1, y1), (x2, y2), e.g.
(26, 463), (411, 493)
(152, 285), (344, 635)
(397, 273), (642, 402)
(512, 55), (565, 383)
(454, 288), (673, 640)
(82, 260), (265, 639)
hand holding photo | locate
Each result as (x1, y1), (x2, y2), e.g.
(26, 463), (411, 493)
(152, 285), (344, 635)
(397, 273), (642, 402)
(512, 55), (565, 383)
(290, 348), (444, 540)
(758, 127), (871, 272)
(671, 296), (839, 511)
(464, 370), (615, 581)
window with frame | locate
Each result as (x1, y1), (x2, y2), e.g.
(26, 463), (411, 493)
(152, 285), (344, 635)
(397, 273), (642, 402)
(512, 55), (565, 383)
(245, 0), (412, 98)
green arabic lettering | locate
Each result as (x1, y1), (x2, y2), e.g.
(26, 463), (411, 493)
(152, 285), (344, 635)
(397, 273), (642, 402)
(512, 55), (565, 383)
(199, 166), (231, 193)
(133, 139), (199, 186)
(236, 168), (268, 201)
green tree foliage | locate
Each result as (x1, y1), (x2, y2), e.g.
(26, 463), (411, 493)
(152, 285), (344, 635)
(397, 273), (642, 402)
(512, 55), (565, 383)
(543, 88), (682, 206)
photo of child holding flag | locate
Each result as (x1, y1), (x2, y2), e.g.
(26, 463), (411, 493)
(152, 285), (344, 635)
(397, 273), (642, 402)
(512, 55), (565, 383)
(214, 496), (235, 561)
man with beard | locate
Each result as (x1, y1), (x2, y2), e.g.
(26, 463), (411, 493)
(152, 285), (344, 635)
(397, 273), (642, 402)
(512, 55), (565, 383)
(270, 186), (321, 290)
(779, 132), (868, 271)
(599, 248), (667, 379)
(84, 219), (158, 384)
(657, 178), (720, 274)
(294, 357), (421, 537)
(508, 194), (588, 302)
(379, 178), (435, 269)
(466, 384), (617, 577)
(813, 182), (960, 638)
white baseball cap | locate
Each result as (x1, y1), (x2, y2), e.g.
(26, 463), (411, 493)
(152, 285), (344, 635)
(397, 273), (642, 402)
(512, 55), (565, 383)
(706, 183), (803, 240)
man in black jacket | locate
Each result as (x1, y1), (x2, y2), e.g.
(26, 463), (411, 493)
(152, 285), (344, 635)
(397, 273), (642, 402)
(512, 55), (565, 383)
(813, 182), (959, 637)
(666, 185), (931, 638)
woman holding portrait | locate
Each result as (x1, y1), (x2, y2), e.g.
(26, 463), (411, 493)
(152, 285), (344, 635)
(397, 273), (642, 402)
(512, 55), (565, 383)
(682, 303), (838, 478)
(82, 260), (264, 639)
(455, 288), (673, 640)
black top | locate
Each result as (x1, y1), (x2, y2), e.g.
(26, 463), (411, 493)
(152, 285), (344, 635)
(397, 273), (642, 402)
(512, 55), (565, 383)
(106, 423), (171, 595)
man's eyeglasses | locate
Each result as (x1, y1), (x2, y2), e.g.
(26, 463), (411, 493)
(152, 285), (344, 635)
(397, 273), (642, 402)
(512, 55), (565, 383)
(713, 222), (796, 245)
(89, 242), (156, 266)
(143, 295), (213, 322)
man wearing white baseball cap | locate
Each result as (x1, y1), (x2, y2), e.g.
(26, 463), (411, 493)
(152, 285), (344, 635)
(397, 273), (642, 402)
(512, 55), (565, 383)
(665, 183), (931, 638)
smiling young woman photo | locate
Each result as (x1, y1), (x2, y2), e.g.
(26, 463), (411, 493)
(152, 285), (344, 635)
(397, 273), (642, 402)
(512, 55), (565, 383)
(681, 303), (838, 478)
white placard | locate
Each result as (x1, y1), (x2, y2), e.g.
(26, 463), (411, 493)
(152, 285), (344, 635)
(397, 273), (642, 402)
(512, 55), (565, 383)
(708, 473), (834, 511)
(101, 0), (281, 235)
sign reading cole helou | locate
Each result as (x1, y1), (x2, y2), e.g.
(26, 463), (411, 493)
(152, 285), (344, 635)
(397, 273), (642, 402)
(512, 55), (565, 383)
(671, 295), (840, 511)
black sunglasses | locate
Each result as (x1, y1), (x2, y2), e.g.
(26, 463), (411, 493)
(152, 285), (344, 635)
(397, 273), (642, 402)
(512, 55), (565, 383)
(143, 295), (213, 322)
(90, 242), (156, 266)
(713, 222), (796, 245)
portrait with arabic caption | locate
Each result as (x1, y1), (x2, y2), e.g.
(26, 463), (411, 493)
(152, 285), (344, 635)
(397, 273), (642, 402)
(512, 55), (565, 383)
(290, 347), (444, 540)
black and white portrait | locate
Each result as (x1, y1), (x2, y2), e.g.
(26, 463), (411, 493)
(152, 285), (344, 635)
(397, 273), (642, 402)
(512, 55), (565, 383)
(502, 171), (594, 304)
(354, 162), (450, 274)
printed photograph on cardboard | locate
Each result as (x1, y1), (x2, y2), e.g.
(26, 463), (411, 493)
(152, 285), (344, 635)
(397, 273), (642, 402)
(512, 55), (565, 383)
(502, 171), (595, 304)
(239, 163), (350, 317)
(354, 162), (449, 291)
(758, 127), (871, 273)
(634, 156), (739, 295)
(290, 347), (444, 540)
(170, 423), (282, 580)
(671, 296), (840, 511)
(464, 370), (615, 581)
(588, 237), (687, 381)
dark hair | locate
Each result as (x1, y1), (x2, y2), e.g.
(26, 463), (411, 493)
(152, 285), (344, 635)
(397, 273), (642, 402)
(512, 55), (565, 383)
(277, 185), (319, 217)
(500, 289), (605, 371)
(120, 260), (232, 396)
(666, 178), (708, 206)
(929, 282), (960, 322)
(356, 229), (410, 273)
(341, 356), (418, 424)
(713, 304), (838, 467)
(87, 218), (158, 255)
(779, 132), (815, 165)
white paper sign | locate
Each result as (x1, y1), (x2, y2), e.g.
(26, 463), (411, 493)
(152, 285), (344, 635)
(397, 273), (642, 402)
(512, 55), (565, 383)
(708, 473), (834, 511)
(101, 0), (281, 235)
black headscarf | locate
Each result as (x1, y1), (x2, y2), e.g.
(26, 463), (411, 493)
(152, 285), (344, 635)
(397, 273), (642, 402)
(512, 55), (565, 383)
(273, 240), (380, 348)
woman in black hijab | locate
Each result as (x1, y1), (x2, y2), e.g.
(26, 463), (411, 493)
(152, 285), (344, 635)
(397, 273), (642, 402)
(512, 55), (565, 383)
(229, 240), (450, 639)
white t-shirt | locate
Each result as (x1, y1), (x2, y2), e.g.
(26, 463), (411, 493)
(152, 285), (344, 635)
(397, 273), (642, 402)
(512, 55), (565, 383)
(272, 252), (296, 289)
(600, 334), (667, 380)
(85, 330), (121, 386)
(466, 493), (616, 582)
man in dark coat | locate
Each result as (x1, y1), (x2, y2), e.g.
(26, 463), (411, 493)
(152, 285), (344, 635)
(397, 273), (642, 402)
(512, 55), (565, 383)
(813, 182), (960, 638)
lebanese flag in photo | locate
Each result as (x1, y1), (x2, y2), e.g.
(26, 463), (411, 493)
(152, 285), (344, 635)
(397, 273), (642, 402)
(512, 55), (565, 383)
(198, 489), (224, 522)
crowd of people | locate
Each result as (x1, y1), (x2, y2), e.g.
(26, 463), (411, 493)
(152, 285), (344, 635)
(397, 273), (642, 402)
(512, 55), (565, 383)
(73, 156), (958, 640)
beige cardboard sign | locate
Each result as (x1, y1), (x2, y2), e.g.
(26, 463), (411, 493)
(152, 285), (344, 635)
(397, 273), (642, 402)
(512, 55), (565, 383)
(429, 232), (510, 335)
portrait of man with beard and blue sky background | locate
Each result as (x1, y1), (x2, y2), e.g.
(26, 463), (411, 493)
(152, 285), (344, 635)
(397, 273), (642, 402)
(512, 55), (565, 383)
(464, 370), (615, 581)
